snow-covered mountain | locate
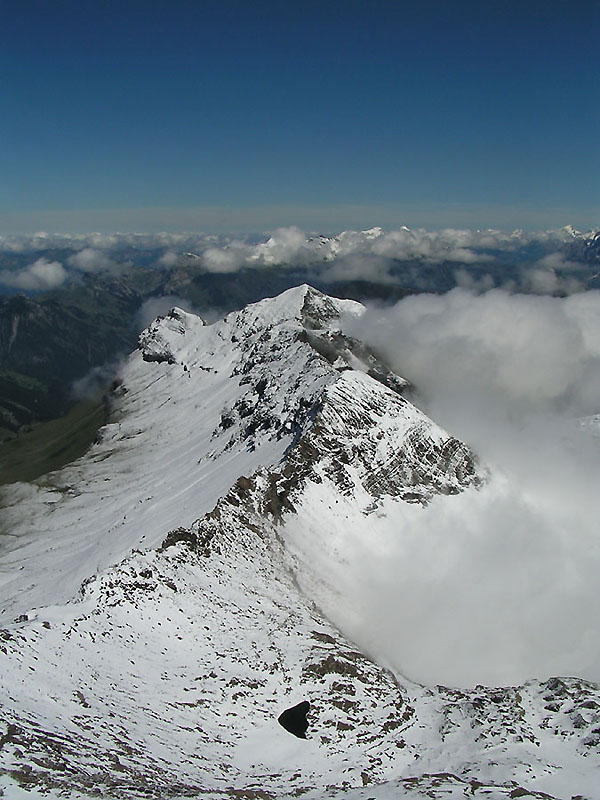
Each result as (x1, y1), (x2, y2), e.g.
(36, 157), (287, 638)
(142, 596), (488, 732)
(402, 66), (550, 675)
(0, 285), (598, 800)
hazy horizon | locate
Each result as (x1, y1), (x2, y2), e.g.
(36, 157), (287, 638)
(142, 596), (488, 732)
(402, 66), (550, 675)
(1, 206), (599, 237)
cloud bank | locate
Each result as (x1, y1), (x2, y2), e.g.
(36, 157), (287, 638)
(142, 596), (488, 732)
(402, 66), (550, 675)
(199, 225), (596, 279)
(347, 289), (600, 414)
(0, 225), (597, 295)
(326, 289), (600, 687)
(66, 247), (119, 273)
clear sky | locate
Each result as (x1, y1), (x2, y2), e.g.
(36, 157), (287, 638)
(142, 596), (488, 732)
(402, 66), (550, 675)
(2, 0), (598, 233)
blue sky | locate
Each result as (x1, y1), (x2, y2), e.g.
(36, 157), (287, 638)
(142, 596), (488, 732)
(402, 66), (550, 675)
(2, 0), (598, 233)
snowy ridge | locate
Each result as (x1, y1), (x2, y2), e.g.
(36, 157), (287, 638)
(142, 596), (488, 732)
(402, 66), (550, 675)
(0, 286), (598, 799)
(0, 285), (354, 621)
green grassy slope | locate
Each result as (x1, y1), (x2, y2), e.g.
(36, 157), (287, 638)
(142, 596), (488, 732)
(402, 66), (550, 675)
(0, 397), (106, 486)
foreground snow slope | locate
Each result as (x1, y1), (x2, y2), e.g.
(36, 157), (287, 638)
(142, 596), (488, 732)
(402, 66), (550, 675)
(0, 286), (598, 799)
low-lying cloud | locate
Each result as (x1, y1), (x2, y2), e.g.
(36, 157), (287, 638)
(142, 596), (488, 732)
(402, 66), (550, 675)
(323, 289), (600, 687)
(199, 226), (502, 275)
(201, 224), (592, 297)
(71, 358), (125, 401)
(66, 247), (119, 273)
(195, 225), (599, 294)
(346, 289), (600, 414)
(0, 230), (226, 255)
(0, 225), (597, 295)
(0, 257), (67, 290)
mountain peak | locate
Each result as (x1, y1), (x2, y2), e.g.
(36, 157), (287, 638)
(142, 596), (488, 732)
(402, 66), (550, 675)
(230, 283), (363, 332)
(138, 304), (205, 364)
(560, 223), (581, 237)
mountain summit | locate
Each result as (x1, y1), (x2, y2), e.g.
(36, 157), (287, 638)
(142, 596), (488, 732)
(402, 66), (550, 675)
(0, 286), (598, 799)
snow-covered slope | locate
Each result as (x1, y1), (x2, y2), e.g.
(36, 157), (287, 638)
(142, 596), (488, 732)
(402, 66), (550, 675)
(0, 286), (598, 799)
(0, 288), (360, 621)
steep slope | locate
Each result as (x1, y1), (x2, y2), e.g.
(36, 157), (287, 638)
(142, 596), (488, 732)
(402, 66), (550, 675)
(0, 286), (598, 799)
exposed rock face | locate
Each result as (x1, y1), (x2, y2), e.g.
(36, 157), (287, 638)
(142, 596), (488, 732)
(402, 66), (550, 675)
(284, 370), (481, 507)
(138, 306), (205, 364)
(0, 285), (597, 799)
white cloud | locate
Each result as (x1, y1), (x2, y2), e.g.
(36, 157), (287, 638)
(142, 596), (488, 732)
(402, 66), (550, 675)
(346, 289), (600, 411)
(251, 226), (309, 265)
(334, 289), (600, 686)
(368, 227), (495, 263)
(201, 227), (317, 272)
(524, 268), (584, 295)
(330, 457), (600, 687)
(71, 359), (124, 401)
(157, 250), (179, 268)
(67, 248), (118, 272)
(0, 257), (67, 290)
(197, 226), (504, 278)
(0, 231), (230, 256)
(454, 268), (495, 291)
(536, 251), (582, 271)
(190, 225), (597, 284)
(0, 226), (596, 294)
(202, 240), (252, 272)
(321, 253), (396, 284)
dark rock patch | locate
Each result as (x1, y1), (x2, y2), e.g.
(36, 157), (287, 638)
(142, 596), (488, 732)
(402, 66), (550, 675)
(278, 700), (310, 739)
